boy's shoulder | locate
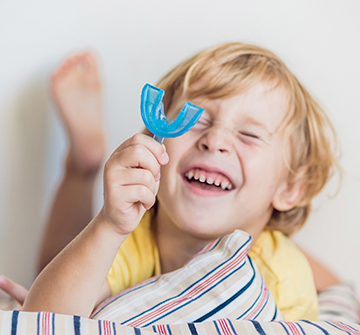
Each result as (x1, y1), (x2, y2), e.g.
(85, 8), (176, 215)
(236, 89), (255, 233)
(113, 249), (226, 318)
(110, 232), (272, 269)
(250, 230), (306, 263)
(248, 230), (319, 321)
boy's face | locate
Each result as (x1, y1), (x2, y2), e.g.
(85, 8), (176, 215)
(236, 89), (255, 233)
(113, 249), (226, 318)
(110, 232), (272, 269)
(156, 82), (291, 243)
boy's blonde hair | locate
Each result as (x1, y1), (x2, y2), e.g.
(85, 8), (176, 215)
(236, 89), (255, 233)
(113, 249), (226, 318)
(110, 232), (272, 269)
(151, 42), (338, 236)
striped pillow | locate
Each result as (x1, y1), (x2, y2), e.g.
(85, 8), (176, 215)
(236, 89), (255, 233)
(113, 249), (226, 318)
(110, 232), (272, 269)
(91, 230), (282, 326)
(318, 282), (360, 323)
(2, 310), (360, 335)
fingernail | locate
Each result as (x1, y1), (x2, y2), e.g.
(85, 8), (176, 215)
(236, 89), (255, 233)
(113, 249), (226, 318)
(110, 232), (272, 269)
(161, 152), (169, 164)
(155, 172), (161, 181)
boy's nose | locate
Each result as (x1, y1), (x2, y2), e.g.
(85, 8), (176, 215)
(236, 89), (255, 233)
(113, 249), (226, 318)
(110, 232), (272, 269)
(198, 129), (233, 154)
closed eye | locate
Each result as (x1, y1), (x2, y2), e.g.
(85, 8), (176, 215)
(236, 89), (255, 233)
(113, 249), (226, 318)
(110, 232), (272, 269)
(194, 118), (211, 128)
(240, 132), (259, 139)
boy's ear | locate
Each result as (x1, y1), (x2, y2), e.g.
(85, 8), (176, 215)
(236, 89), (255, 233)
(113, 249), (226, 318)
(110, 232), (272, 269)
(272, 177), (305, 212)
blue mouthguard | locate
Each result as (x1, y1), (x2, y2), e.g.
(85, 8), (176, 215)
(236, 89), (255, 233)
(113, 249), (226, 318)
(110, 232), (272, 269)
(140, 83), (204, 144)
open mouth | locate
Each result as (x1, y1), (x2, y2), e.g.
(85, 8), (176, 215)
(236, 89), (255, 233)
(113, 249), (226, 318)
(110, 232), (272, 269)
(184, 168), (233, 191)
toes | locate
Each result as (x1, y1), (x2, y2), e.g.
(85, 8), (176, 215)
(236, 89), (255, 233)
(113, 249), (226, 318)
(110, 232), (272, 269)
(67, 53), (93, 73)
(52, 52), (98, 80)
(52, 55), (75, 78)
(84, 52), (96, 64)
(83, 52), (98, 73)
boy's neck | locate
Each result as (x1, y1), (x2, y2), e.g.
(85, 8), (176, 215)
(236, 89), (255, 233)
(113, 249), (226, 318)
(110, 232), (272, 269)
(152, 210), (213, 274)
(151, 206), (270, 274)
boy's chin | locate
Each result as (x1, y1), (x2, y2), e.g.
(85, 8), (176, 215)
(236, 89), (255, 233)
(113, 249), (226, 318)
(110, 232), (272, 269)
(176, 216), (237, 240)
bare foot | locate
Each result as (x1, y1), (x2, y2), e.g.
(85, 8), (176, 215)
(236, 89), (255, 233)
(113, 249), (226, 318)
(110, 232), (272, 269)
(51, 52), (106, 176)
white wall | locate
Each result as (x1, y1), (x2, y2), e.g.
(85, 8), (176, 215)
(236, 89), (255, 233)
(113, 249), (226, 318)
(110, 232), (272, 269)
(0, 0), (359, 297)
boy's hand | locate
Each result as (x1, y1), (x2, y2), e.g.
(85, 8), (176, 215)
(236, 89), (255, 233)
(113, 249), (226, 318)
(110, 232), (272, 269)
(100, 133), (169, 236)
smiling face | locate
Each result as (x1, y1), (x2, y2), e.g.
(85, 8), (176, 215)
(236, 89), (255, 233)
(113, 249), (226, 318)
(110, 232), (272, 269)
(155, 81), (292, 244)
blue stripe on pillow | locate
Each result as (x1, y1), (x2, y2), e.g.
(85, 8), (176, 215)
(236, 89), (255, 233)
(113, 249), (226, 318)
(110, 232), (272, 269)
(278, 322), (291, 335)
(37, 312), (40, 335)
(212, 320), (222, 335)
(295, 322), (307, 335)
(302, 320), (331, 335)
(226, 318), (237, 334)
(52, 313), (55, 335)
(188, 323), (198, 335)
(11, 310), (19, 335)
(73, 315), (81, 335)
(250, 320), (267, 335)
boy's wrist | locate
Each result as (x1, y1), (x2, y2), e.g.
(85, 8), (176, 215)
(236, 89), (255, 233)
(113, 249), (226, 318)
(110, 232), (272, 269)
(92, 209), (132, 242)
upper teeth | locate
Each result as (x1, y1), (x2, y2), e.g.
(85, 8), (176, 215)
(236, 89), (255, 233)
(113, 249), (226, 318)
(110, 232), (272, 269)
(185, 170), (233, 190)
(221, 181), (229, 190)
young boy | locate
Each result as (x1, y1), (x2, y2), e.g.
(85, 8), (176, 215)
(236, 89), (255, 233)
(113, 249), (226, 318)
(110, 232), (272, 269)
(22, 42), (337, 321)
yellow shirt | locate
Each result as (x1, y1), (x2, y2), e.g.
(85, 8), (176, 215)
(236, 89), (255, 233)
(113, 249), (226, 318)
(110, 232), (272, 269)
(107, 212), (318, 321)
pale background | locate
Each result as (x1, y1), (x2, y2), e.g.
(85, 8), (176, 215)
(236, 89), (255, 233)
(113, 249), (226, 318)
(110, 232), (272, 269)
(0, 0), (359, 298)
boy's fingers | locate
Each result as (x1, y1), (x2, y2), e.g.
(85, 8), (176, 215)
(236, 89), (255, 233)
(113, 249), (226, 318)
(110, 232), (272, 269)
(120, 185), (157, 211)
(116, 134), (169, 166)
(109, 144), (162, 180)
(116, 169), (158, 195)
(0, 275), (28, 306)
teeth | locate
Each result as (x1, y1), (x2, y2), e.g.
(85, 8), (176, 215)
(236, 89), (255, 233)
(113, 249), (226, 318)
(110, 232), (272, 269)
(187, 171), (194, 179)
(221, 181), (229, 190)
(186, 170), (233, 190)
(206, 178), (214, 185)
(199, 174), (206, 183)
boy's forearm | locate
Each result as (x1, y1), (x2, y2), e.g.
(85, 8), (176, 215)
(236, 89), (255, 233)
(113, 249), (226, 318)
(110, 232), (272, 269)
(23, 211), (127, 317)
